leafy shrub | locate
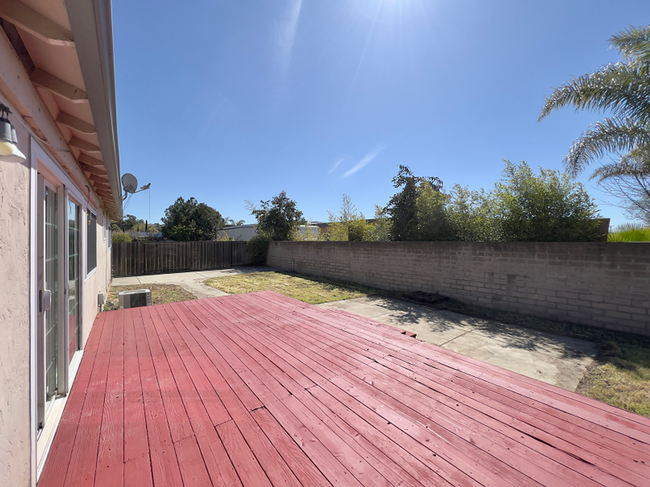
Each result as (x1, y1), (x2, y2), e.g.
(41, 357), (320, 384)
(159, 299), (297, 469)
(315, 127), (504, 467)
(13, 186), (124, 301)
(369, 206), (391, 241)
(215, 231), (235, 241)
(443, 161), (601, 242)
(414, 184), (456, 240)
(112, 231), (132, 243)
(447, 185), (500, 241)
(494, 161), (601, 242)
(608, 224), (650, 242)
(247, 234), (270, 265)
(326, 195), (376, 241)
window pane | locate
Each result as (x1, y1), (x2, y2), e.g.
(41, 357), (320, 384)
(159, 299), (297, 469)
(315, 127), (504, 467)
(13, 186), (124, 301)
(87, 210), (97, 274)
(69, 200), (80, 361)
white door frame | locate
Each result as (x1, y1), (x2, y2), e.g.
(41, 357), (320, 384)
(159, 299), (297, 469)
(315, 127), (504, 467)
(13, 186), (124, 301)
(30, 139), (88, 482)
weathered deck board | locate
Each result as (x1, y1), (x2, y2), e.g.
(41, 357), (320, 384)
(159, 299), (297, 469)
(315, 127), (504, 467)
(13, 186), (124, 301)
(39, 291), (650, 486)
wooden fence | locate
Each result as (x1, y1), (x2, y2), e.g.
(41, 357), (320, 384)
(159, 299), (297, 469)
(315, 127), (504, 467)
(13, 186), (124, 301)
(112, 241), (251, 277)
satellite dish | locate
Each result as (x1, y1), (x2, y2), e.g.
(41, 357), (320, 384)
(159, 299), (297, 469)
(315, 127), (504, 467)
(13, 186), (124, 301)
(122, 173), (138, 194)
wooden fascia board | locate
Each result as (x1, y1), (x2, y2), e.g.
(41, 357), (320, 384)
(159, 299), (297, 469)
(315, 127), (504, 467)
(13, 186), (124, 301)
(30, 68), (88, 103)
(68, 135), (100, 152)
(56, 111), (96, 134)
(0, 0), (75, 47)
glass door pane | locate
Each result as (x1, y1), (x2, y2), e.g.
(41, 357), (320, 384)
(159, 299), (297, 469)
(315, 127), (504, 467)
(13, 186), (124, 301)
(44, 186), (58, 401)
(68, 200), (80, 362)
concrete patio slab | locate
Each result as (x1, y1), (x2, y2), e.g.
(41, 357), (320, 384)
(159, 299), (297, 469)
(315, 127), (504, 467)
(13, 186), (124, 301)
(318, 296), (597, 391)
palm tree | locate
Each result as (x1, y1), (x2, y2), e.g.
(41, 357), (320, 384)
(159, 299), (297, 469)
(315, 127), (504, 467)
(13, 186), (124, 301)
(539, 26), (650, 178)
(592, 146), (650, 223)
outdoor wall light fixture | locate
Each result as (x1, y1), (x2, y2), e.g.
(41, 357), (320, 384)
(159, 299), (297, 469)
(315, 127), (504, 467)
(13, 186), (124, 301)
(0, 102), (26, 163)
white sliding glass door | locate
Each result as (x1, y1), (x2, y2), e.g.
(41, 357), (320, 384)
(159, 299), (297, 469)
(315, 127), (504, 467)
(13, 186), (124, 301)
(37, 177), (79, 429)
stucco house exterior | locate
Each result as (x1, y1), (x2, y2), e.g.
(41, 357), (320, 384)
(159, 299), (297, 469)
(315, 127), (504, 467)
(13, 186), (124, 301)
(0, 1), (121, 485)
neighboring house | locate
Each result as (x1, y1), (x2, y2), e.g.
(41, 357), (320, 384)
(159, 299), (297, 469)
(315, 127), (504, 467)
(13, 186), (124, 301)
(218, 224), (258, 241)
(0, 2), (121, 486)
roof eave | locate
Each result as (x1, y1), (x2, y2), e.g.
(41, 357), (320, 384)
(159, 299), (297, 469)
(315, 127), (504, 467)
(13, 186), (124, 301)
(65, 0), (122, 219)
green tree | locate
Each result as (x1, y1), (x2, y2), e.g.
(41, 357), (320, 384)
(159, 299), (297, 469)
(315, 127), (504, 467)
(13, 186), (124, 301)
(446, 185), (500, 241)
(384, 166), (445, 241)
(250, 191), (305, 241)
(384, 165), (447, 240)
(111, 214), (143, 232)
(111, 231), (132, 243)
(414, 184), (456, 241)
(369, 205), (391, 241)
(539, 26), (650, 218)
(592, 147), (650, 223)
(224, 217), (246, 226)
(326, 195), (374, 241)
(161, 197), (225, 241)
(493, 161), (601, 242)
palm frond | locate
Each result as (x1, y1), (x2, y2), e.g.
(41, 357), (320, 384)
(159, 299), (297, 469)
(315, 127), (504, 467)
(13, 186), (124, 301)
(564, 119), (650, 176)
(590, 146), (650, 182)
(539, 63), (650, 123)
(610, 25), (650, 63)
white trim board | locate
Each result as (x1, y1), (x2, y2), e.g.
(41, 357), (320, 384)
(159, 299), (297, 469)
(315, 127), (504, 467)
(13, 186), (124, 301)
(29, 136), (38, 487)
(36, 351), (83, 481)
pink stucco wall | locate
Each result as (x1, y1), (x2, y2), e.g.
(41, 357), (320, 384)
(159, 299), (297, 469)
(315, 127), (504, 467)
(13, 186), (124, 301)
(0, 121), (32, 487)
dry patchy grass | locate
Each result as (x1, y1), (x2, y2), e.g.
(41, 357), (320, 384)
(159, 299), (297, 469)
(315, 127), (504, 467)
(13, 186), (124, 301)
(576, 343), (650, 417)
(205, 271), (382, 304)
(105, 284), (196, 311)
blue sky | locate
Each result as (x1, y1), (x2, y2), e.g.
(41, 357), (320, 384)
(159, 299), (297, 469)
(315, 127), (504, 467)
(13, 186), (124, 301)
(113, 0), (649, 227)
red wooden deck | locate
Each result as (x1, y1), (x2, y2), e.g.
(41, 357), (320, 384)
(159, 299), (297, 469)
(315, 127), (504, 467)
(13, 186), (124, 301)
(39, 292), (650, 486)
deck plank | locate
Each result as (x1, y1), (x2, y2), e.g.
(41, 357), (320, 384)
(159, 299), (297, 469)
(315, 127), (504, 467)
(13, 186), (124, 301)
(142, 307), (194, 443)
(251, 407), (332, 487)
(95, 307), (125, 487)
(123, 311), (150, 465)
(174, 435), (213, 487)
(134, 308), (184, 487)
(37, 312), (108, 487)
(39, 292), (650, 487)
(216, 420), (272, 487)
(63, 309), (117, 486)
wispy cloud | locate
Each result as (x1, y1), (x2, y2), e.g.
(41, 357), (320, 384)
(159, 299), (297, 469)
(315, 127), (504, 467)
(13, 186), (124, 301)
(329, 157), (345, 174)
(343, 145), (387, 178)
(276, 0), (303, 79)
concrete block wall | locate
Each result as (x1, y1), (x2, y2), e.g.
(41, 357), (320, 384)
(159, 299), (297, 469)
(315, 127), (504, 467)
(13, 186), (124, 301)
(268, 241), (650, 336)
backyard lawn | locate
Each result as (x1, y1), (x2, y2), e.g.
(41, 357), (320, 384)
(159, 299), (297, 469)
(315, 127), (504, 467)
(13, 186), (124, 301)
(205, 271), (386, 304)
(104, 283), (196, 311)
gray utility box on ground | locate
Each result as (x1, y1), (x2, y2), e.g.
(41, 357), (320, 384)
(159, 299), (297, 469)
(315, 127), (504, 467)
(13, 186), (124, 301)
(119, 289), (151, 309)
